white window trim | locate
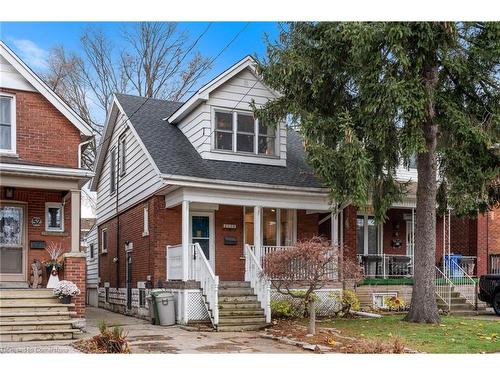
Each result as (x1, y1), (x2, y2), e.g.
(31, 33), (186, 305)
(45, 202), (64, 232)
(243, 207), (297, 246)
(372, 292), (398, 309)
(119, 136), (126, 177)
(109, 147), (117, 195)
(357, 213), (383, 255)
(142, 203), (149, 237)
(101, 228), (108, 254)
(212, 107), (278, 158)
(0, 93), (17, 155)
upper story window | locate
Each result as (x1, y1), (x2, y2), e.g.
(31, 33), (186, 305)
(45, 203), (64, 232)
(119, 136), (126, 177)
(407, 154), (417, 170)
(214, 109), (276, 156)
(0, 94), (16, 154)
(110, 147), (116, 194)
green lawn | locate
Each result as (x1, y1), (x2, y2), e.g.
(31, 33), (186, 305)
(318, 315), (500, 353)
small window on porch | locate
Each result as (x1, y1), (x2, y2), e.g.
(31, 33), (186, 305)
(45, 203), (64, 232)
(244, 207), (254, 245)
(356, 214), (380, 255)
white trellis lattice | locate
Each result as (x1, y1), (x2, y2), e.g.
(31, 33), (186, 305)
(271, 289), (343, 316)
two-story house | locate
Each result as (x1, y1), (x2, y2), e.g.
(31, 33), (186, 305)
(90, 56), (498, 330)
(0, 41), (94, 341)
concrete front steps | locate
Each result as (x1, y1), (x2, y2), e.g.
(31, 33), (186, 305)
(0, 289), (80, 342)
(217, 281), (268, 332)
(436, 289), (485, 316)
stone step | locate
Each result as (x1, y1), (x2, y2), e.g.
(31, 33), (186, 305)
(218, 289), (255, 297)
(216, 323), (269, 332)
(218, 316), (267, 325)
(0, 282), (30, 289)
(0, 289), (56, 299)
(219, 295), (258, 303)
(437, 303), (476, 311)
(0, 303), (73, 312)
(0, 311), (74, 321)
(219, 281), (251, 288)
(0, 320), (74, 332)
(219, 301), (262, 310)
(219, 308), (264, 317)
(0, 297), (60, 305)
(0, 329), (80, 342)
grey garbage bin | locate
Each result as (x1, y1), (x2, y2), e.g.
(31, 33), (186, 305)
(153, 292), (176, 326)
(146, 295), (157, 324)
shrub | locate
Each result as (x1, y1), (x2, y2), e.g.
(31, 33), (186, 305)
(74, 321), (130, 354)
(271, 299), (296, 319)
(331, 290), (360, 316)
(384, 296), (407, 311)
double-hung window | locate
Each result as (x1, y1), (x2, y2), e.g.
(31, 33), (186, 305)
(356, 214), (381, 255)
(119, 136), (126, 176)
(0, 94), (16, 154)
(214, 109), (277, 156)
(45, 203), (64, 232)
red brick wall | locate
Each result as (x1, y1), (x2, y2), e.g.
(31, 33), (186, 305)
(488, 207), (500, 255)
(476, 214), (489, 276)
(214, 205), (244, 281)
(297, 210), (319, 240)
(382, 209), (408, 256)
(0, 187), (73, 286)
(0, 88), (81, 168)
(343, 205), (357, 262)
(63, 254), (86, 317)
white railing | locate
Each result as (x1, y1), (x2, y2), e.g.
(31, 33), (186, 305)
(435, 266), (452, 310)
(244, 244), (271, 323)
(357, 254), (413, 278)
(255, 245), (338, 280)
(189, 243), (219, 326)
(448, 258), (477, 307)
(166, 244), (183, 280)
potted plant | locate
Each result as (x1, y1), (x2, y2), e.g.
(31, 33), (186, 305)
(53, 280), (80, 304)
(43, 243), (65, 288)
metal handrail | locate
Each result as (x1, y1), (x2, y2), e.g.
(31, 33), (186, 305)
(435, 266), (452, 310)
(449, 258), (477, 308)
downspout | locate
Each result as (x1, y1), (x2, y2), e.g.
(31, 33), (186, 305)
(116, 144), (120, 289)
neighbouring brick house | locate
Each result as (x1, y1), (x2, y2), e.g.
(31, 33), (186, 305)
(90, 56), (499, 329)
(0, 40), (94, 331)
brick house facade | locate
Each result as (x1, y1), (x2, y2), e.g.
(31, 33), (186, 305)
(0, 41), (94, 318)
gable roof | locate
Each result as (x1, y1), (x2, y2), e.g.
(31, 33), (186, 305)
(95, 93), (322, 190)
(0, 41), (93, 137)
(167, 55), (277, 124)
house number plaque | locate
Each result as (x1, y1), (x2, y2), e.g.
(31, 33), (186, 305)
(31, 217), (41, 227)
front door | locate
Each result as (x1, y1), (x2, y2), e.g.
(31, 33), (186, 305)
(190, 213), (215, 269)
(0, 204), (26, 282)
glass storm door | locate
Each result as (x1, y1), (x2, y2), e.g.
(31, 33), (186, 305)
(0, 205), (25, 281)
(191, 214), (214, 268)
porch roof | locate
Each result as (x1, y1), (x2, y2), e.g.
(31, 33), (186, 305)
(115, 93), (323, 190)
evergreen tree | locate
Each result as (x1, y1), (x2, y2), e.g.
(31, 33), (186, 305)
(256, 22), (499, 323)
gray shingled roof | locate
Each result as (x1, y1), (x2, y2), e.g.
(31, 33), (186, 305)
(115, 93), (323, 189)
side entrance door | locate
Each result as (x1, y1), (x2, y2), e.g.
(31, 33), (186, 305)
(190, 212), (215, 270)
(0, 204), (27, 282)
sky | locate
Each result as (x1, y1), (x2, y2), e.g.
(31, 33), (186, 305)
(0, 21), (280, 91)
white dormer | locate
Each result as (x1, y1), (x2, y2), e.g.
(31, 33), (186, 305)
(167, 56), (287, 167)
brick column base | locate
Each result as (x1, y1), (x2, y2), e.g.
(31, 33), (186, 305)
(63, 252), (86, 318)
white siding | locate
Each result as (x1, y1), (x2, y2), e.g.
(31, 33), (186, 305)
(85, 225), (98, 287)
(96, 112), (163, 224)
(177, 68), (287, 166)
(395, 166), (418, 182)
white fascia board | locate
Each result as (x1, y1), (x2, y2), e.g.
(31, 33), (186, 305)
(0, 41), (93, 137)
(167, 56), (264, 124)
(165, 186), (331, 211)
(160, 173), (329, 196)
(0, 163), (95, 179)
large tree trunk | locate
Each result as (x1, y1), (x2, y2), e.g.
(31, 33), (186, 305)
(404, 63), (441, 324)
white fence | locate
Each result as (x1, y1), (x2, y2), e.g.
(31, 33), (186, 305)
(244, 244), (271, 323)
(166, 244), (183, 280)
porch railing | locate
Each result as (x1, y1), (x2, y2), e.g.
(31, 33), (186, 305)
(489, 254), (500, 274)
(252, 245), (338, 280)
(448, 258), (477, 308)
(435, 266), (452, 310)
(166, 244), (183, 280)
(244, 244), (271, 323)
(357, 254), (413, 279)
(189, 243), (219, 326)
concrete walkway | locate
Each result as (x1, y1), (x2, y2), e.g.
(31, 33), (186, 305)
(0, 307), (304, 354)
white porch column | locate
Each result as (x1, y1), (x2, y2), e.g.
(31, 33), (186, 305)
(70, 189), (81, 253)
(182, 200), (190, 281)
(254, 206), (262, 263)
(331, 212), (339, 246)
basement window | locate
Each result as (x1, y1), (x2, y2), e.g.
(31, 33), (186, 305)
(373, 292), (397, 309)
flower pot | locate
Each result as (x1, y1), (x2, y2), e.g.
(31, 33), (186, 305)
(62, 295), (72, 304)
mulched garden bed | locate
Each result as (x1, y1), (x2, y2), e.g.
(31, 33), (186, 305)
(263, 318), (417, 354)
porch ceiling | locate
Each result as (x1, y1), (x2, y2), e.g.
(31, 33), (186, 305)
(164, 185), (332, 211)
